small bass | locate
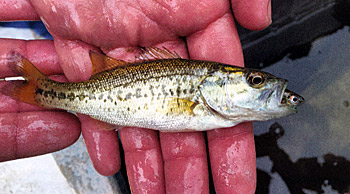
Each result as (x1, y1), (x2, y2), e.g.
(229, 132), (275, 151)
(1, 47), (304, 132)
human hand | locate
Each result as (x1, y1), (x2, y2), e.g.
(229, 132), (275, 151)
(0, 0), (272, 193)
(0, 40), (81, 162)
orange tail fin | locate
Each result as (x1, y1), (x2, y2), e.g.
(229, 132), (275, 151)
(1, 52), (47, 106)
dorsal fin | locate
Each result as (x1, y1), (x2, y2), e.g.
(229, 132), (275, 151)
(136, 47), (182, 61)
(89, 51), (128, 75)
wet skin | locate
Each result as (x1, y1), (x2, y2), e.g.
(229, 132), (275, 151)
(0, 0), (272, 193)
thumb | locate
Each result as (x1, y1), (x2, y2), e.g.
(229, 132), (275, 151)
(231, 0), (272, 31)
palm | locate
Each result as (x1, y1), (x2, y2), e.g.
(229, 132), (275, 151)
(0, 0), (271, 193)
(33, 0), (227, 46)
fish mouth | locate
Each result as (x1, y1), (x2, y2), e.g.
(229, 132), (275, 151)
(261, 80), (304, 108)
(258, 81), (287, 106)
(270, 81), (304, 107)
(268, 80), (287, 106)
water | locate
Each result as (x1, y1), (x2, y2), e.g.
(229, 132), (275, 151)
(254, 26), (350, 194)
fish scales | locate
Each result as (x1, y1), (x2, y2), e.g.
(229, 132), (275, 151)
(1, 48), (304, 132)
(34, 59), (235, 131)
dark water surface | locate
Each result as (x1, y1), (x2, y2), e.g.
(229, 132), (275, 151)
(254, 27), (350, 194)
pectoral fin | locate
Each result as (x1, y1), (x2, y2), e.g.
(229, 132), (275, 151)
(157, 98), (199, 116)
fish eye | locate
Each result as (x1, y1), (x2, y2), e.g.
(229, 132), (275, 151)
(288, 95), (300, 105)
(246, 72), (265, 88)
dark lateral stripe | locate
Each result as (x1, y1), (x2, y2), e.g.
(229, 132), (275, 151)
(36, 87), (82, 101)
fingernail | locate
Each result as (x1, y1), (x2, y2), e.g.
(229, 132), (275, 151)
(267, 0), (272, 24)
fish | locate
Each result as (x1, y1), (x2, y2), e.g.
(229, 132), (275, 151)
(0, 47), (304, 132)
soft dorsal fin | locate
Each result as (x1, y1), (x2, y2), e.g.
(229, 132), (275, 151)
(136, 47), (182, 61)
(89, 51), (128, 75)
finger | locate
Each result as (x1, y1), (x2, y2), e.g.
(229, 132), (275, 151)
(231, 0), (272, 31)
(187, 13), (256, 193)
(0, 39), (64, 113)
(106, 46), (165, 193)
(119, 127), (165, 194)
(159, 132), (209, 193)
(79, 114), (121, 176)
(137, 0), (230, 36)
(0, 39), (62, 76)
(53, 37), (97, 82)
(0, 111), (80, 162)
(0, 0), (39, 20)
(153, 41), (209, 193)
(208, 123), (256, 194)
(0, 39), (81, 161)
(54, 37), (121, 175)
(187, 13), (243, 64)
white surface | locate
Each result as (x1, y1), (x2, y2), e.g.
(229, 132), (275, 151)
(0, 26), (44, 40)
(0, 154), (76, 194)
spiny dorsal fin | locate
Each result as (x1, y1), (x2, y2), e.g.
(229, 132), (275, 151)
(136, 47), (182, 61)
(89, 51), (128, 75)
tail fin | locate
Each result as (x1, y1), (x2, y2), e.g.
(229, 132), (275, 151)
(1, 52), (47, 106)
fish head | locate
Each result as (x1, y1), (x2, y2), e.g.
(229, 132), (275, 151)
(199, 67), (304, 121)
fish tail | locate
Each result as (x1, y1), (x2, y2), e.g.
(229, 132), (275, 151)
(1, 51), (47, 106)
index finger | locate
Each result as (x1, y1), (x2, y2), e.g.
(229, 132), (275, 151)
(0, 0), (39, 20)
